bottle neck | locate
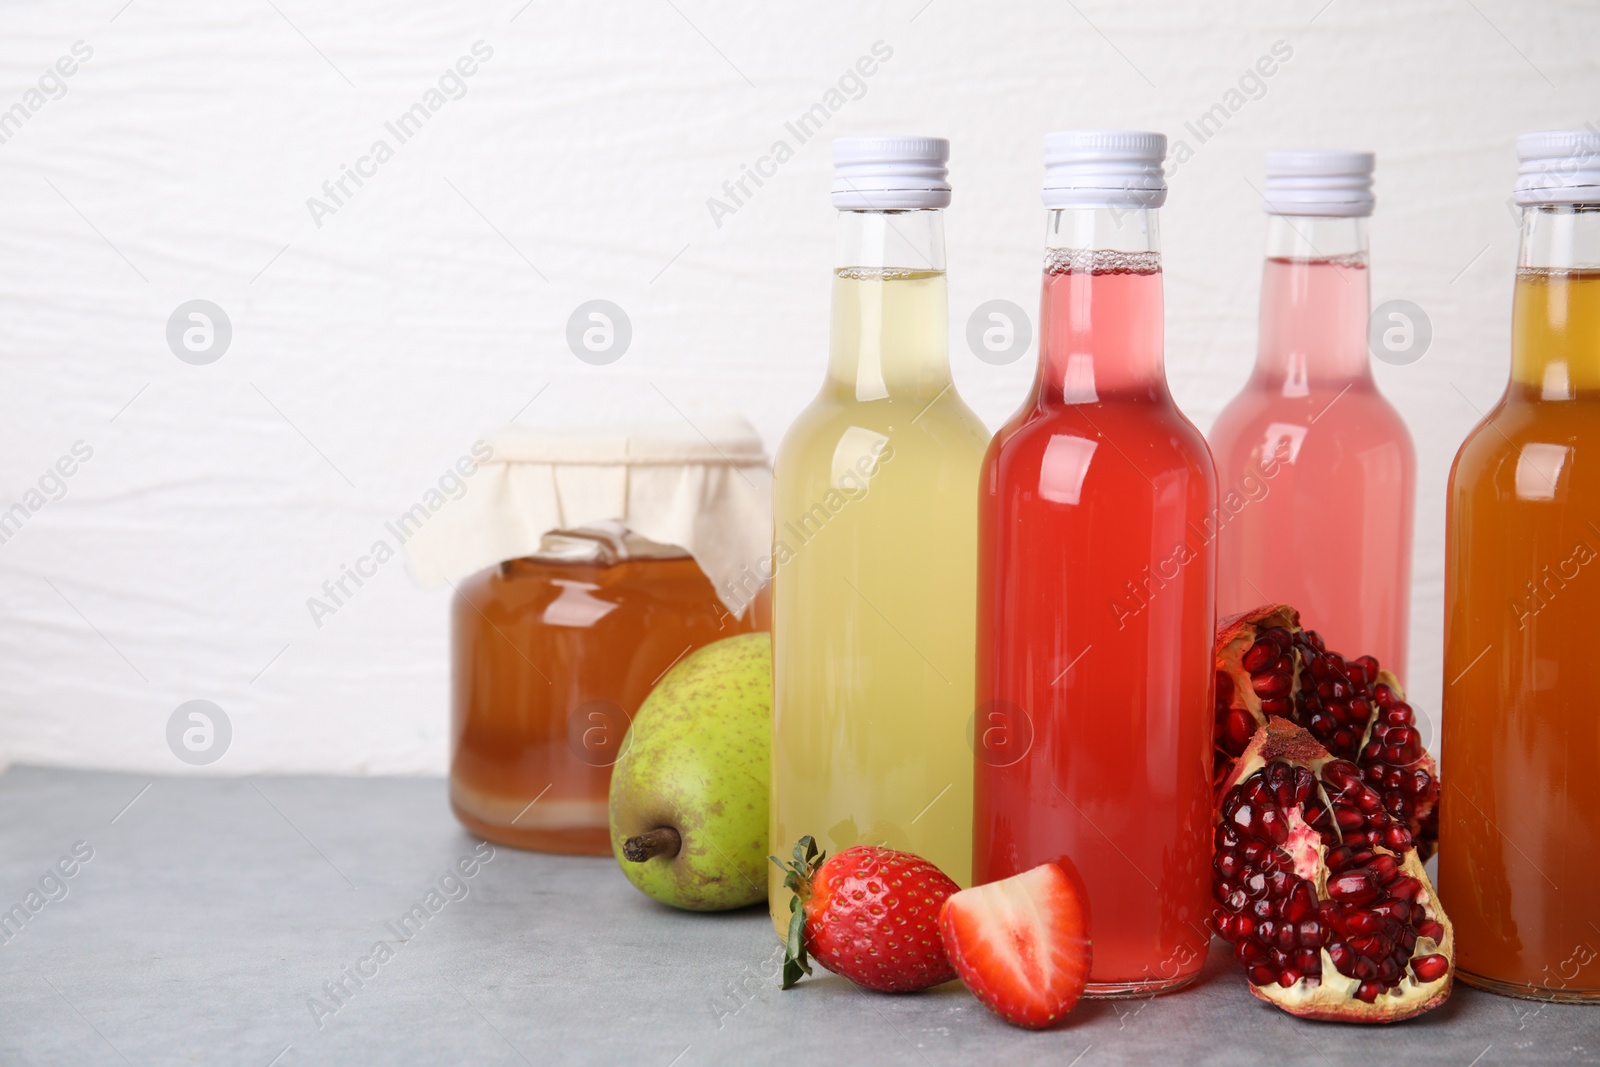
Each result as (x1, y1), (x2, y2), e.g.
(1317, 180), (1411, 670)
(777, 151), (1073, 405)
(1034, 207), (1165, 406)
(1253, 215), (1372, 392)
(827, 210), (950, 401)
(1512, 204), (1600, 400)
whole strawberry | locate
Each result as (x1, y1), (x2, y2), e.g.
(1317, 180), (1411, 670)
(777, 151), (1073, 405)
(772, 836), (958, 992)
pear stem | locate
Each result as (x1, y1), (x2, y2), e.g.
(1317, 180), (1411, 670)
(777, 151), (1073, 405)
(622, 826), (681, 862)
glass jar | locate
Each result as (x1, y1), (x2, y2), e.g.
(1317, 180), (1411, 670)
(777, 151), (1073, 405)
(450, 526), (764, 854)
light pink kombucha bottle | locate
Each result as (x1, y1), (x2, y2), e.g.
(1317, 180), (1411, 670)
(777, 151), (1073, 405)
(1209, 151), (1416, 679)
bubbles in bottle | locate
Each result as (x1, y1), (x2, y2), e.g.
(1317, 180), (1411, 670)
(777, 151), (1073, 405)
(1046, 248), (1161, 276)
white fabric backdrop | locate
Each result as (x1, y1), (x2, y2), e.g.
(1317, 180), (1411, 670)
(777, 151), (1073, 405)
(0, 0), (1590, 772)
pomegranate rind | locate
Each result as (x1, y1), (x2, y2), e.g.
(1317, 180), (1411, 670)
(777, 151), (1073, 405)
(1218, 720), (1454, 1024)
(1215, 605), (1301, 722)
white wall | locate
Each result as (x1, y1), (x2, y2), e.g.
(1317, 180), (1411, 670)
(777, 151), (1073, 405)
(0, 0), (1590, 772)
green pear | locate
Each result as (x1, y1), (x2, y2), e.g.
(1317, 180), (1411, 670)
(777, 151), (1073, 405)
(609, 632), (771, 911)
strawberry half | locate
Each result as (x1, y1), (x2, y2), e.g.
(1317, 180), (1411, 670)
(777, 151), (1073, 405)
(938, 863), (1092, 1029)
(772, 836), (958, 993)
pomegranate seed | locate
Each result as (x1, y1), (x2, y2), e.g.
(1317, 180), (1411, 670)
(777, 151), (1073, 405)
(1383, 823), (1415, 853)
(1284, 882), (1317, 923)
(1324, 761), (1358, 787)
(1248, 963), (1275, 986)
(1372, 900), (1412, 923)
(1278, 968), (1302, 988)
(1355, 980), (1381, 1003)
(1294, 948), (1320, 973)
(1259, 697), (1290, 716)
(1349, 935), (1387, 961)
(1328, 943), (1354, 971)
(1253, 671), (1292, 698)
(1388, 876), (1421, 901)
(1297, 919), (1323, 947)
(1329, 871), (1380, 905)
(1366, 854), (1398, 883)
(1348, 910), (1382, 935)
(1411, 954), (1450, 982)
(1416, 920), (1445, 942)
(1243, 640), (1278, 672)
(1225, 707), (1257, 748)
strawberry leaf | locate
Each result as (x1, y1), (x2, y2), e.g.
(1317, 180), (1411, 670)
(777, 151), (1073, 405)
(770, 836), (823, 989)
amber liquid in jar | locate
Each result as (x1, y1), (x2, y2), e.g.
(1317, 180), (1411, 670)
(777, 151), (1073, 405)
(450, 533), (761, 854)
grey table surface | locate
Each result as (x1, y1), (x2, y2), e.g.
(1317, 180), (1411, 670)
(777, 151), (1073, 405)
(0, 766), (1592, 1067)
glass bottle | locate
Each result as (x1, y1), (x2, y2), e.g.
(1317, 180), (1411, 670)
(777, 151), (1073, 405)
(1210, 152), (1416, 678)
(769, 137), (989, 926)
(973, 131), (1215, 996)
(1440, 130), (1600, 1001)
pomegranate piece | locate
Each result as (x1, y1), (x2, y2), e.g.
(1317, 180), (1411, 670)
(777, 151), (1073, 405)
(1213, 605), (1439, 859)
(1212, 719), (1454, 1022)
(938, 863), (1092, 1030)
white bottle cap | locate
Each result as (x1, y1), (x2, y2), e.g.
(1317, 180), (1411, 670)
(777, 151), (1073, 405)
(1262, 151), (1375, 217)
(1042, 130), (1167, 209)
(831, 136), (951, 211)
(1515, 129), (1600, 206)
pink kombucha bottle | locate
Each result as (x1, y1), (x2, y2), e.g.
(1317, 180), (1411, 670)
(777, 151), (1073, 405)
(974, 131), (1216, 996)
(1209, 152), (1416, 678)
